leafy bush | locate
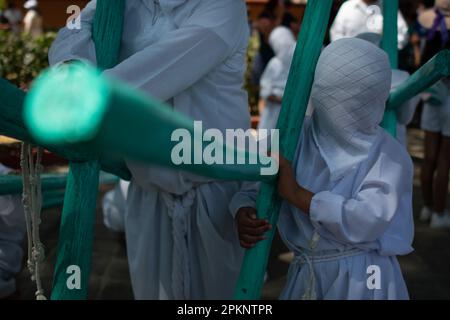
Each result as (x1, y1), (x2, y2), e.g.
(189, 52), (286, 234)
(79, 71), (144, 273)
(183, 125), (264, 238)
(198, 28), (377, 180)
(245, 32), (260, 116)
(0, 31), (56, 87)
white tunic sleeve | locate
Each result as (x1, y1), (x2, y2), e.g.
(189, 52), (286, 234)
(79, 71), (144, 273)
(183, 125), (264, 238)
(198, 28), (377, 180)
(329, 2), (350, 42)
(103, 26), (228, 101)
(228, 182), (259, 218)
(103, 0), (246, 102)
(309, 146), (413, 244)
(48, 0), (98, 66)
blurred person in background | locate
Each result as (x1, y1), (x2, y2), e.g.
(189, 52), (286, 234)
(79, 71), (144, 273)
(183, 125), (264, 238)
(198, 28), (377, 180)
(258, 26), (296, 130)
(4, 1), (22, 35)
(251, 11), (277, 88)
(330, 0), (409, 50)
(417, 0), (450, 228)
(23, 0), (42, 38)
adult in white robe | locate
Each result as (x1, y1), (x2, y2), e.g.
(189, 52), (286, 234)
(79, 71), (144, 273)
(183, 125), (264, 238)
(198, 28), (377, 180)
(0, 164), (25, 298)
(49, 0), (249, 299)
(231, 38), (414, 300)
(330, 0), (409, 50)
(258, 26), (296, 130)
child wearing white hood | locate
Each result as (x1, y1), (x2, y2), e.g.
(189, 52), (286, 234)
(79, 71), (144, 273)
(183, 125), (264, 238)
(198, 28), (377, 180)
(258, 26), (296, 130)
(232, 38), (414, 300)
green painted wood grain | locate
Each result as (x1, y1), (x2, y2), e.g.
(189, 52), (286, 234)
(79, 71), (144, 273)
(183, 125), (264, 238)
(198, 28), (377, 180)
(387, 50), (450, 110)
(50, 0), (125, 300)
(381, 0), (399, 137)
(0, 77), (131, 180)
(49, 161), (101, 299)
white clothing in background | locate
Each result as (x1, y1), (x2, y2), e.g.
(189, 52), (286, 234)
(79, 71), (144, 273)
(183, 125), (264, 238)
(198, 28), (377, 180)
(330, 0), (409, 49)
(259, 26), (296, 130)
(23, 9), (43, 38)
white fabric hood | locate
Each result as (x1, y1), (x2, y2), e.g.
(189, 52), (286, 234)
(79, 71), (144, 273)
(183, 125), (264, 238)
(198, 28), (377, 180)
(269, 26), (296, 66)
(310, 38), (392, 181)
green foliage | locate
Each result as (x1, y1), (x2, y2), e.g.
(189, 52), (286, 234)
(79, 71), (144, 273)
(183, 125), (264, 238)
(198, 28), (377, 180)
(245, 31), (260, 116)
(0, 31), (56, 87)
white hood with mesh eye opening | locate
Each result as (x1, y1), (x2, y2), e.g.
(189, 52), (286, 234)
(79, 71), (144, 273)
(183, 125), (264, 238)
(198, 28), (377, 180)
(310, 38), (392, 181)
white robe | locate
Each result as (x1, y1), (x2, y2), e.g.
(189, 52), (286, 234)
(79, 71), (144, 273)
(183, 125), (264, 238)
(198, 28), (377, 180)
(330, 0), (409, 50)
(259, 27), (296, 130)
(49, 0), (249, 299)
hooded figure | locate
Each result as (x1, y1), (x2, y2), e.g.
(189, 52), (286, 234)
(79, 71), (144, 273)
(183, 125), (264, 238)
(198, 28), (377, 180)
(231, 38), (414, 300)
(49, 0), (249, 299)
(330, 0), (409, 50)
(258, 26), (296, 130)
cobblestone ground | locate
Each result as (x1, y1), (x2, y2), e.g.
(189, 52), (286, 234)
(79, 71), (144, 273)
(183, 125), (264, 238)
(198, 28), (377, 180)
(7, 129), (450, 300)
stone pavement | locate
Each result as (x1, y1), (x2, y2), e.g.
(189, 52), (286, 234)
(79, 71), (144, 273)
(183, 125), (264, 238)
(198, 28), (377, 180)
(7, 129), (450, 300)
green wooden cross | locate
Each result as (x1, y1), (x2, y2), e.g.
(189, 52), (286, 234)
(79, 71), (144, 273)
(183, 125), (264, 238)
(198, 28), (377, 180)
(50, 0), (125, 300)
(381, 0), (399, 137)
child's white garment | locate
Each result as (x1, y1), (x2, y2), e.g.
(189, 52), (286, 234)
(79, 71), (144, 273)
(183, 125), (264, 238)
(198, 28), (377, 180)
(231, 38), (414, 300)
(49, 0), (249, 299)
(0, 164), (25, 298)
(421, 80), (450, 137)
(258, 26), (296, 130)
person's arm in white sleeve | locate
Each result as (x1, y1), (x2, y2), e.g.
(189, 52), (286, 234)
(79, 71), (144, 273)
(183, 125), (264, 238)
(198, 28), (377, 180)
(48, 0), (98, 66)
(102, 0), (247, 102)
(277, 150), (413, 245)
(310, 183), (397, 244)
(309, 155), (412, 244)
(229, 182), (260, 219)
(102, 25), (230, 102)
(397, 11), (409, 50)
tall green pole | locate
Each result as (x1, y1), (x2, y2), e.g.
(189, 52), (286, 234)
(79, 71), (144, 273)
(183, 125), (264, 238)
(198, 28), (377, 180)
(50, 0), (125, 300)
(234, 0), (334, 300)
(381, 0), (399, 137)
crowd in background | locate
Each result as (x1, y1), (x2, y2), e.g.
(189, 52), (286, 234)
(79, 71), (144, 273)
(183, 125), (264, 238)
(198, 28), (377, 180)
(0, 0), (42, 37)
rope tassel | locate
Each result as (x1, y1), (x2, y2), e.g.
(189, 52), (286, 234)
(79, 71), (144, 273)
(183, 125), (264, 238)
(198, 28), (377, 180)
(21, 143), (47, 300)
